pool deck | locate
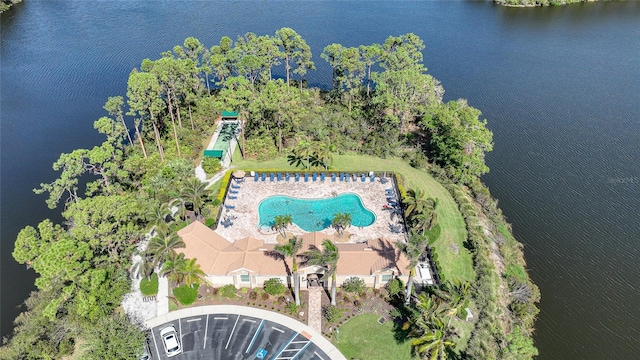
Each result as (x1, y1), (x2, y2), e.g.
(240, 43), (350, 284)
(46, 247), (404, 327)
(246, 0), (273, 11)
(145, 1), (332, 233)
(215, 174), (406, 245)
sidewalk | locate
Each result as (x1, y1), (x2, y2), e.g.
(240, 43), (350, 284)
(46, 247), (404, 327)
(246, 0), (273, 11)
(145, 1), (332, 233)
(308, 287), (323, 334)
(156, 276), (169, 317)
(145, 305), (346, 360)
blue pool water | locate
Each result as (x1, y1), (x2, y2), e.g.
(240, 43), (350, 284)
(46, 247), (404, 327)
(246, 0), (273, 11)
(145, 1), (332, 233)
(258, 194), (375, 232)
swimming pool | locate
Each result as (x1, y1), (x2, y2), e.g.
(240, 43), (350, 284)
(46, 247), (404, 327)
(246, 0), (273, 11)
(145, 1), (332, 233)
(258, 193), (376, 232)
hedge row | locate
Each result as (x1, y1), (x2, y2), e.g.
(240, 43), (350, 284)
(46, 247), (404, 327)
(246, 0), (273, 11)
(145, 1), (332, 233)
(428, 165), (507, 358)
(427, 164), (540, 359)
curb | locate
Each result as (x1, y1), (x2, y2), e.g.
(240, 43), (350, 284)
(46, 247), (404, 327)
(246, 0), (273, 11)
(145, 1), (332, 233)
(145, 304), (346, 360)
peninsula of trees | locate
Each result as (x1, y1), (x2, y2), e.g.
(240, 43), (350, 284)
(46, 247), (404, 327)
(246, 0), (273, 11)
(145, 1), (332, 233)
(2, 29), (539, 359)
(0, 0), (21, 13)
(495, 0), (602, 6)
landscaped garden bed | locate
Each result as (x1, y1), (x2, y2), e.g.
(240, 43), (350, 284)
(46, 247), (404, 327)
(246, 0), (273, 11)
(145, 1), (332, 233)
(318, 287), (396, 337)
(168, 284), (309, 324)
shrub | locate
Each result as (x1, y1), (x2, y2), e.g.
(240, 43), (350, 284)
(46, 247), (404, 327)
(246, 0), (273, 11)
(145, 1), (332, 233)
(218, 284), (237, 299)
(202, 157), (222, 175)
(249, 291), (259, 301)
(215, 171), (233, 204)
(263, 278), (286, 296)
(140, 273), (159, 296)
(323, 306), (343, 323)
(342, 277), (366, 293)
(205, 218), (216, 227)
(505, 264), (528, 283)
(173, 284), (198, 305)
(261, 292), (270, 301)
(285, 302), (299, 315)
(389, 308), (402, 318)
(386, 277), (404, 298)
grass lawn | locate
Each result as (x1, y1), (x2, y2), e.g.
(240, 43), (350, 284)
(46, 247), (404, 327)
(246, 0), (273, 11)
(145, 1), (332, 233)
(333, 313), (414, 360)
(140, 273), (159, 296)
(231, 154), (474, 282)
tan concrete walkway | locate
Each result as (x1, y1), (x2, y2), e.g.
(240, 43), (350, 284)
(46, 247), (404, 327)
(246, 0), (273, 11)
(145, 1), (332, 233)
(307, 287), (323, 334)
(156, 275), (169, 316)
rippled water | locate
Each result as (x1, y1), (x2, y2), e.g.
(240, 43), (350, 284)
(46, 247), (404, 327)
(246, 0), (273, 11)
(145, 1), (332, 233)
(2, 1), (639, 358)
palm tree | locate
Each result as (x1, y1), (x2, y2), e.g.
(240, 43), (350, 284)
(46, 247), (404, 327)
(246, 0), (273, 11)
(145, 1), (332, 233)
(410, 317), (456, 360)
(272, 214), (293, 238)
(131, 252), (155, 280)
(412, 199), (439, 235)
(182, 258), (207, 287)
(160, 252), (187, 284)
(331, 212), (352, 236)
(169, 196), (188, 222)
(287, 150), (305, 168)
(180, 178), (209, 220)
(438, 278), (470, 326)
(295, 139), (314, 170)
(396, 231), (429, 305)
(146, 202), (172, 233)
(274, 236), (303, 305)
(146, 229), (185, 267)
(304, 239), (340, 305)
(414, 293), (448, 325)
(318, 141), (335, 170)
(403, 188), (427, 218)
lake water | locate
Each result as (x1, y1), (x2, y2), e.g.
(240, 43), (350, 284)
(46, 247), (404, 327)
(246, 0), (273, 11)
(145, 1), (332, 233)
(1, 1), (639, 358)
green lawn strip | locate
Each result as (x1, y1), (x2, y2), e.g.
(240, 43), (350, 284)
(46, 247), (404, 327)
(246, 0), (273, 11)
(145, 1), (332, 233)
(231, 154), (473, 282)
(333, 313), (414, 360)
(140, 273), (158, 296)
(173, 284), (199, 305)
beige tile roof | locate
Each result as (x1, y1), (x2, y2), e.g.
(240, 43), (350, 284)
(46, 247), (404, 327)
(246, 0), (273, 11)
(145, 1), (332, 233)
(176, 221), (232, 275)
(176, 222), (409, 277)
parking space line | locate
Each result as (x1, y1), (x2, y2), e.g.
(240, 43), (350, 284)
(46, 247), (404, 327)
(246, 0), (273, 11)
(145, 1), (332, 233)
(187, 317), (202, 322)
(243, 318), (256, 323)
(290, 341), (312, 360)
(246, 319), (265, 354)
(313, 351), (325, 360)
(271, 326), (285, 333)
(150, 330), (161, 358)
(225, 315), (240, 349)
(203, 315), (210, 349)
(214, 317), (228, 320)
(179, 319), (183, 343)
(272, 333), (298, 359)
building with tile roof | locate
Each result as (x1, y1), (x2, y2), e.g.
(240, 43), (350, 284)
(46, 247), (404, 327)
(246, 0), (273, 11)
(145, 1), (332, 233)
(176, 221), (411, 290)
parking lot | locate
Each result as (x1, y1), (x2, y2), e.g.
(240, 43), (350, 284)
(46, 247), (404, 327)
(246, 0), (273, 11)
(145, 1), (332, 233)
(150, 313), (330, 360)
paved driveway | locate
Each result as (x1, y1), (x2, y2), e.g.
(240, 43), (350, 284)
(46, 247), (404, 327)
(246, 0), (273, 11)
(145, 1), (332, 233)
(150, 313), (330, 360)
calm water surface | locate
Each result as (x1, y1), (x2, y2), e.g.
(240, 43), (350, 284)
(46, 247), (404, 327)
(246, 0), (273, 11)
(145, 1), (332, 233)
(2, 1), (639, 358)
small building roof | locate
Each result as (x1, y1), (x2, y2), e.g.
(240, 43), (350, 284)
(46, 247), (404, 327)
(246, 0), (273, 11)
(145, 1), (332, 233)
(222, 111), (238, 118)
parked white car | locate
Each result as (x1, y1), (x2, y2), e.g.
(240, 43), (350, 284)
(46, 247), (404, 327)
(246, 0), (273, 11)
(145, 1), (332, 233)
(160, 326), (182, 357)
